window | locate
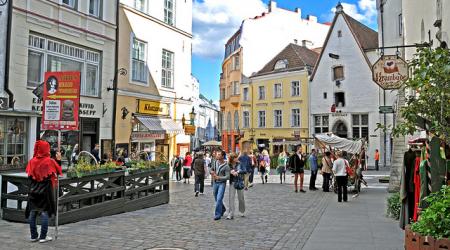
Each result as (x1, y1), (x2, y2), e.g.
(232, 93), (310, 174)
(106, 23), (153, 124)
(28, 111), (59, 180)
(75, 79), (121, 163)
(291, 109), (300, 127)
(352, 114), (369, 139)
(0, 117), (28, 165)
(62, 0), (77, 9)
(27, 51), (43, 87)
(314, 115), (329, 134)
(227, 112), (231, 131)
(234, 111), (239, 130)
(31, 34), (101, 96)
(258, 111), (266, 128)
(274, 83), (282, 98)
(243, 87), (249, 101)
(162, 50), (174, 88)
(398, 13), (403, 36)
(337, 30), (342, 37)
(333, 66), (344, 80)
(220, 88), (225, 100)
(89, 0), (102, 18)
(274, 110), (282, 127)
(134, 0), (147, 13)
(227, 86), (231, 98)
(323, 92), (327, 99)
(243, 111), (250, 128)
(131, 38), (147, 83)
(233, 55), (240, 70)
(258, 86), (265, 100)
(274, 59), (288, 70)
(164, 0), (175, 26)
(291, 81), (300, 96)
(232, 81), (239, 95)
(334, 92), (345, 107)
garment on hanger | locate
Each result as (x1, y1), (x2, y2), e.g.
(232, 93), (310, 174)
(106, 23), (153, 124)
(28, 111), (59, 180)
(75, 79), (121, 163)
(429, 137), (446, 192)
(413, 152), (421, 222)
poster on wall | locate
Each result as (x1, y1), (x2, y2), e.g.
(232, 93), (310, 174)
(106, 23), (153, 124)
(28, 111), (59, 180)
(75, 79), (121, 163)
(41, 71), (81, 131)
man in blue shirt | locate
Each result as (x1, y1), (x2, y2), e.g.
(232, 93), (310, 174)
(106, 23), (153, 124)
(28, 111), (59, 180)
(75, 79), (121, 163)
(238, 151), (252, 190)
(309, 149), (319, 191)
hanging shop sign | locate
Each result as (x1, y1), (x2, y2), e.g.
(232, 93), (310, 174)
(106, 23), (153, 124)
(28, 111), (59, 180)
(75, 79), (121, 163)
(131, 132), (165, 141)
(184, 124), (196, 135)
(41, 71), (81, 131)
(137, 100), (169, 116)
(372, 55), (409, 89)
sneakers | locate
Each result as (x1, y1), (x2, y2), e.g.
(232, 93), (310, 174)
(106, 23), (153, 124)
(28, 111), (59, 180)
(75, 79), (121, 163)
(199, 192), (204, 195)
(240, 213), (245, 217)
(195, 191), (199, 197)
(30, 238), (39, 242)
(300, 189), (306, 193)
(226, 215), (233, 220)
(39, 236), (52, 243)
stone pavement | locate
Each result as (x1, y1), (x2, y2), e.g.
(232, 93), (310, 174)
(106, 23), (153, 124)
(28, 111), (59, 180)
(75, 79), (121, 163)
(0, 171), (402, 250)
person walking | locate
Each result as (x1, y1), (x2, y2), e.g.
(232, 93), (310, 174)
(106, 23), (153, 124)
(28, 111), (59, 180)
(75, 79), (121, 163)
(321, 151), (333, 192)
(277, 151), (288, 184)
(374, 149), (380, 171)
(227, 153), (246, 219)
(25, 140), (62, 243)
(238, 150), (252, 190)
(262, 149), (270, 183)
(91, 143), (100, 163)
(193, 153), (206, 196)
(211, 150), (230, 220)
(289, 145), (306, 193)
(333, 151), (348, 202)
(249, 151), (256, 187)
(360, 149), (367, 171)
(182, 152), (193, 184)
(173, 155), (182, 182)
(308, 149), (319, 190)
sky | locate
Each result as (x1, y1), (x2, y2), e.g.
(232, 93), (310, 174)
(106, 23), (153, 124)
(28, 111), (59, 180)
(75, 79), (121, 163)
(192, 0), (378, 102)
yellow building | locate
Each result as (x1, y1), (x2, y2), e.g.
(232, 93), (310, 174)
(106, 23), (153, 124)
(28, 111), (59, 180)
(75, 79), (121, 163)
(241, 44), (319, 154)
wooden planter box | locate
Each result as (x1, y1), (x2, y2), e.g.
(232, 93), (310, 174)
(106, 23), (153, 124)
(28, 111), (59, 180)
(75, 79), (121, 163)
(405, 225), (450, 250)
(1, 168), (169, 225)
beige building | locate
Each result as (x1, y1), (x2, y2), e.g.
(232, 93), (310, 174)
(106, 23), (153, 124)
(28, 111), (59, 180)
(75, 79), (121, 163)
(1, 0), (117, 166)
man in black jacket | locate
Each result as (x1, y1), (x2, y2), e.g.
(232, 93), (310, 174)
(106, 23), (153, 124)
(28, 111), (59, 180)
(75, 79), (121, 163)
(193, 153), (206, 196)
(289, 145), (306, 193)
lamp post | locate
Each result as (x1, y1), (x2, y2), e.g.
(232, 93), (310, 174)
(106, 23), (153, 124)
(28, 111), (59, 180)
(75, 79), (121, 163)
(189, 107), (196, 151)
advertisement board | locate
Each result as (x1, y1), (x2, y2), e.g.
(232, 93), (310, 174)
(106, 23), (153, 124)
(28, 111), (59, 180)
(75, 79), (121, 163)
(372, 55), (409, 89)
(41, 71), (81, 131)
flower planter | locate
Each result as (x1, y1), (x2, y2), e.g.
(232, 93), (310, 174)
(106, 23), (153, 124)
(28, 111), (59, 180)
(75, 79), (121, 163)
(405, 225), (450, 250)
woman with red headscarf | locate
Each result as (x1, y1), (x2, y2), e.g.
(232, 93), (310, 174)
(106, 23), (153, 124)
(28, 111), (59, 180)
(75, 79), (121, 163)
(25, 140), (62, 243)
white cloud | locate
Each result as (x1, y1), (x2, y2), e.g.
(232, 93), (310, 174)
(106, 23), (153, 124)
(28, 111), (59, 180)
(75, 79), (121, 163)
(331, 0), (377, 26)
(192, 0), (267, 58)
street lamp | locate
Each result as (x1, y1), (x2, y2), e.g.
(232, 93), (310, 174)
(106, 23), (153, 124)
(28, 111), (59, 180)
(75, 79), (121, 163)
(189, 107), (196, 152)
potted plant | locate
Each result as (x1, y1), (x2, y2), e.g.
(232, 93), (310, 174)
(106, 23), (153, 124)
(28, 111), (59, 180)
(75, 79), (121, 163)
(405, 185), (450, 250)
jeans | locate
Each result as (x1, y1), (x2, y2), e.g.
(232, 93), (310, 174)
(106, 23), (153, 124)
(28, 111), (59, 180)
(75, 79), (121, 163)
(249, 168), (254, 183)
(309, 170), (317, 189)
(375, 160), (379, 171)
(194, 175), (205, 193)
(175, 169), (182, 181)
(29, 211), (49, 240)
(213, 182), (226, 219)
(322, 173), (331, 192)
(228, 184), (245, 217)
(336, 175), (348, 202)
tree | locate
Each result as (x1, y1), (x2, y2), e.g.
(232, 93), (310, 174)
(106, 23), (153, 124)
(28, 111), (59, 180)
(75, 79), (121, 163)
(391, 47), (450, 144)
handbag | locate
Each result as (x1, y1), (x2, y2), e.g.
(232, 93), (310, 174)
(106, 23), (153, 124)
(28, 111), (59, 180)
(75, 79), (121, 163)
(233, 174), (245, 190)
(345, 161), (354, 176)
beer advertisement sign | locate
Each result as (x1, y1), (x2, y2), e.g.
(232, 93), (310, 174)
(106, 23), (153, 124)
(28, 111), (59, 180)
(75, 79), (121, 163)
(41, 72), (81, 131)
(372, 55), (409, 89)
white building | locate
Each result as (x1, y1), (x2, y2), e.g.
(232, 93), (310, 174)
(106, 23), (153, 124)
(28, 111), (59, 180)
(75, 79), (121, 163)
(376, 0), (450, 189)
(309, 3), (396, 168)
(116, 0), (193, 160)
(1, 0), (117, 166)
(195, 94), (220, 148)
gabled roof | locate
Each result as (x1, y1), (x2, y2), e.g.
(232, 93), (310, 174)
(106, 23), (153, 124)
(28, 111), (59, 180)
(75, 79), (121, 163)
(252, 43), (319, 77)
(310, 11), (378, 80)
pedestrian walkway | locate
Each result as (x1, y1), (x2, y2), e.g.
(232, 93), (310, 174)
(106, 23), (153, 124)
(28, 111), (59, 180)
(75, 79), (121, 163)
(0, 171), (402, 249)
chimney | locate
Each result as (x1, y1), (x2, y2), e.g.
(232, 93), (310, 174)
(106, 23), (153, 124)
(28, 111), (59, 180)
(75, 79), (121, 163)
(269, 0), (277, 12)
(295, 7), (301, 18)
(335, 2), (344, 13)
(307, 15), (318, 23)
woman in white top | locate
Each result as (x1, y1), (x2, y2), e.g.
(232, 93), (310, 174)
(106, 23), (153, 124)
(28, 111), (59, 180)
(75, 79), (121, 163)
(332, 151), (348, 202)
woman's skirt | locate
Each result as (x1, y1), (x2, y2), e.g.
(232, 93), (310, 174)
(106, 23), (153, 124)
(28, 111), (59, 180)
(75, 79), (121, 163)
(183, 167), (191, 178)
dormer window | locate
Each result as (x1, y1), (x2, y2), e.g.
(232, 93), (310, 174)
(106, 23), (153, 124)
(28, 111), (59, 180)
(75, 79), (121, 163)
(274, 59), (288, 70)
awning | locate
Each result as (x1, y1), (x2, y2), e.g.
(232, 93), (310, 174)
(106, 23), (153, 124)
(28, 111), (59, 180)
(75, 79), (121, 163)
(135, 116), (184, 135)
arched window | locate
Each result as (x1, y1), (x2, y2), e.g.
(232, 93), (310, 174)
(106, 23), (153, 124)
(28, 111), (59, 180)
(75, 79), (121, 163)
(227, 112), (231, 131)
(274, 59), (288, 70)
(234, 111), (239, 130)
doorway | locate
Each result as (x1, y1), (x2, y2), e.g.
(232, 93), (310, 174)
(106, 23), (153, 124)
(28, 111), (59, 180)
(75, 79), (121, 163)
(333, 121), (348, 138)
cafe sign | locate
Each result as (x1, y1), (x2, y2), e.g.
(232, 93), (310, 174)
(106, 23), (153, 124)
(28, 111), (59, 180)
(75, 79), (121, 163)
(131, 132), (165, 141)
(372, 55), (409, 89)
(184, 124), (196, 135)
(138, 100), (169, 116)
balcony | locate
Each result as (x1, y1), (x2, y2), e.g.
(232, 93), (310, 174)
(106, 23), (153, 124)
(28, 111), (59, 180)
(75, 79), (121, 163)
(230, 95), (240, 105)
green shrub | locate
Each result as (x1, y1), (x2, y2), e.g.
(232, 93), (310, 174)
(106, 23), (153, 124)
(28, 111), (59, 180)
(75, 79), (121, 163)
(411, 185), (450, 239)
(386, 192), (401, 220)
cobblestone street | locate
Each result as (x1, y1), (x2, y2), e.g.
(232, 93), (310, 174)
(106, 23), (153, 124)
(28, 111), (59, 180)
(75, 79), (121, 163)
(0, 172), (402, 250)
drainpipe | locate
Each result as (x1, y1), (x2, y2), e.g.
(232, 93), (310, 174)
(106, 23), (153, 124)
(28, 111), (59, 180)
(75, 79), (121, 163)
(111, 0), (120, 158)
(380, 0), (386, 170)
(4, 0), (14, 108)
